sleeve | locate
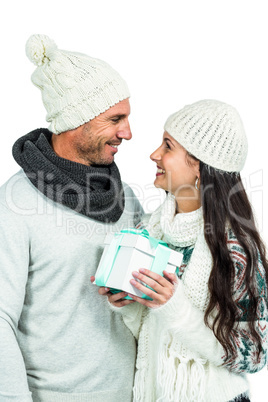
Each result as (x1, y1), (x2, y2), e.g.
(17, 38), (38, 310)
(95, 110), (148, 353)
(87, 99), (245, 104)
(0, 203), (33, 400)
(150, 242), (268, 374)
(108, 300), (146, 340)
(222, 238), (268, 373)
(150, 280), (226, 367)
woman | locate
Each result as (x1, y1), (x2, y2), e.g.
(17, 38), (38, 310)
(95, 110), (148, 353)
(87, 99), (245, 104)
(97, 100), (268, 401)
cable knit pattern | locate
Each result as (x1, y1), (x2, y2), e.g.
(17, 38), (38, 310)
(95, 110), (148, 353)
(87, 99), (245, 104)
(25, 34), (130, 134)
(114, 194), (267, 401)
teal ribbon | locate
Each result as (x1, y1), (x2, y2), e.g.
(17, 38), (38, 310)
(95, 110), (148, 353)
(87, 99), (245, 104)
(150, 244), (171, 276)
(120, 228), (166, 248)
(95, 229), (171, 297)
(95, 232), (124, 286)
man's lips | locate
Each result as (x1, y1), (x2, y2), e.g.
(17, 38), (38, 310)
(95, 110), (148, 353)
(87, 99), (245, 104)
(107, 143), (120, 153)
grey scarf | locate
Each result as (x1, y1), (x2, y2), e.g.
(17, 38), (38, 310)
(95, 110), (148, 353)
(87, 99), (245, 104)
(12, 129), (125, 223)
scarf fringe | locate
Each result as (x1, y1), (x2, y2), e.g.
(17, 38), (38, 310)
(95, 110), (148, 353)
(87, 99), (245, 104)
(133, 367), (147, 402)
(155, 332), (207, 402)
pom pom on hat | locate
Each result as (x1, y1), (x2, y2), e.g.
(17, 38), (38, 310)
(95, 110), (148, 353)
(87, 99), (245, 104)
(25, 34), (130, 134)
(25, 34), (57, 66)
(164, 100), (248, 173)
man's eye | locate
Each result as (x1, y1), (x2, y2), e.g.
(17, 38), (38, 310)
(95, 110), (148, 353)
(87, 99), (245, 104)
(111, 118), (120, 123)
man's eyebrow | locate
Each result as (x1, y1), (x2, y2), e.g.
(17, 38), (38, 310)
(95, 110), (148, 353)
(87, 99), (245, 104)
(107, 113), (127, 120)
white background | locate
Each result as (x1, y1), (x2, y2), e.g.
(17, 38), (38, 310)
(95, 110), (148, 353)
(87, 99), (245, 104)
(1, 0), (267, 399)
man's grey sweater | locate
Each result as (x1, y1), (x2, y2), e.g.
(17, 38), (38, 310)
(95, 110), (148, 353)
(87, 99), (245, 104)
(0, 170), (143, 401)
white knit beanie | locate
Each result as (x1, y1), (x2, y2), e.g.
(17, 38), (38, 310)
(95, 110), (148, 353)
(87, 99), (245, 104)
(164, 100), (248, 172)
(25, 34), (130, 134)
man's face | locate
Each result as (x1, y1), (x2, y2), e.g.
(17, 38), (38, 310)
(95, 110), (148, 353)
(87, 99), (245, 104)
(71, 99), (132, 165)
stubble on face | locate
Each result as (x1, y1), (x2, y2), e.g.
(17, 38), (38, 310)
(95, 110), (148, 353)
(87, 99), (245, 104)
(74, 123), (109, 166)
(51, 99), (131, 166)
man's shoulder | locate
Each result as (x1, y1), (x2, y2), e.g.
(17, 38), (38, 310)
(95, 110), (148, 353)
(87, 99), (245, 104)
(122, 181), (134, 194)
(0, 169), (37, 210)
(122, 182), (140, 204)
(135, 213), (151, 229)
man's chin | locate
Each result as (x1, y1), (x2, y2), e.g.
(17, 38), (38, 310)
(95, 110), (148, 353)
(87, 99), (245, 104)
(93, 156), (115, 166)
(104, 156), (115, 165)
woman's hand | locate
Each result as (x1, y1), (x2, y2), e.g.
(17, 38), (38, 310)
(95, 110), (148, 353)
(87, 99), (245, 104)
(128, 269), (177, 308)
(90, 276), (135, 307)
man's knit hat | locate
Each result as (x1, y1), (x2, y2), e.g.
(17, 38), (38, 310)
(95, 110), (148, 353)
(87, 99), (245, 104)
(25, 34), (130, 134)
(164, 100), (248, 172)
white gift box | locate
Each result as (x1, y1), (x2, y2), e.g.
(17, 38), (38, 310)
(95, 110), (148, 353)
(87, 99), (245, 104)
(94, 230), (184, 298)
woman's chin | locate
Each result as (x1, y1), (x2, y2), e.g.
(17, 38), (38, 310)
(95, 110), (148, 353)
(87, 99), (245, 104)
(154, 179), (166, 191)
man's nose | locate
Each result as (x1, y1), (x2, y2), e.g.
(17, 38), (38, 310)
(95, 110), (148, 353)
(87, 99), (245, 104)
(117, 119), (132, 140)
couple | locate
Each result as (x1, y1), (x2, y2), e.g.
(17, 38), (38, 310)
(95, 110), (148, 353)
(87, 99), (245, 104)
(0, 35), (267, 402)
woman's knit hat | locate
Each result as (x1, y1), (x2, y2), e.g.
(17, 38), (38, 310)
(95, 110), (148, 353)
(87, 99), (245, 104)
(164, 100), (248, 172)
(25, 34), (130, 134)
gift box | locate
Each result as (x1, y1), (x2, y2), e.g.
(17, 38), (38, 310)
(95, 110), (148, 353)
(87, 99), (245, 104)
(94, 229), (183, 299)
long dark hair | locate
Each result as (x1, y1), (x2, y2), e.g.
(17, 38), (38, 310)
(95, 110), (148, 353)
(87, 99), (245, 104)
(198, 160), (268, 359)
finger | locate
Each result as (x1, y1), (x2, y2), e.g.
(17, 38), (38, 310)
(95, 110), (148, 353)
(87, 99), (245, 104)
(130, 278), (164, 303)
(138, 268), (174, 288)
(108, 292), (136, 308)
(127, 293), (155, 308)
(110, 299), (136, 308)
(90, 276), (95, 283)
(132, 270), (173, 294)
(108, 291), (128, 303)
(98, 286), (110, 296)
(163, 271), (178, 284)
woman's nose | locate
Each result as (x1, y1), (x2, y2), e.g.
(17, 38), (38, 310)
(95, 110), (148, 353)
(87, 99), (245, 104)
(150, 146), (161, 162)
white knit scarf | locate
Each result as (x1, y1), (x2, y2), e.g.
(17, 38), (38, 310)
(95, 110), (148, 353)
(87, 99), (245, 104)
(146, 193), (214, 401)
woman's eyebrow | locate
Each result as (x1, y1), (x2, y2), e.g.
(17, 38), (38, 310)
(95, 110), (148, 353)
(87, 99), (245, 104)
(163, 137), (174, 146)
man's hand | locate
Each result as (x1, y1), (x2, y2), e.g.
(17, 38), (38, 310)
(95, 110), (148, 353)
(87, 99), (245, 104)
(90, 276), (135, 307)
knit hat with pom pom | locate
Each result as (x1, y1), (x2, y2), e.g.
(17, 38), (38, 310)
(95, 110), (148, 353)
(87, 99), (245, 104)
(164, 100), (248, 172)
(25, 34), (130, 134)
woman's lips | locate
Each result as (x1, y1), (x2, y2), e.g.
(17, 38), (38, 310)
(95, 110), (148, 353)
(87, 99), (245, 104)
(156, 166), (165, 176)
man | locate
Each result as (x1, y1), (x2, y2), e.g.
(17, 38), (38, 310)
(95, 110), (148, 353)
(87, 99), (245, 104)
(0, 34), (143, 401)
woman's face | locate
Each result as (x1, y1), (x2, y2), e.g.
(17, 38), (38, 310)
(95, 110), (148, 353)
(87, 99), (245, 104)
(150, 132), (200, 197)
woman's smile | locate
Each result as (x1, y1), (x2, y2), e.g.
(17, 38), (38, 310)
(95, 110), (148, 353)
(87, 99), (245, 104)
(156, 165), (165, 176)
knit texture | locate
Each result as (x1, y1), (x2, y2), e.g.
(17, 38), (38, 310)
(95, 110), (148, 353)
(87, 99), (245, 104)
(0, 170), (143, 401)
(164, 100), (248, 172)
(12, 129), (125, 223)
(146, 194), (267, 373)
(114, 194), (267, 401)
(146, 193), (212, 311)
(25, 34), (130, 134)
(145, 194), (203, 247)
